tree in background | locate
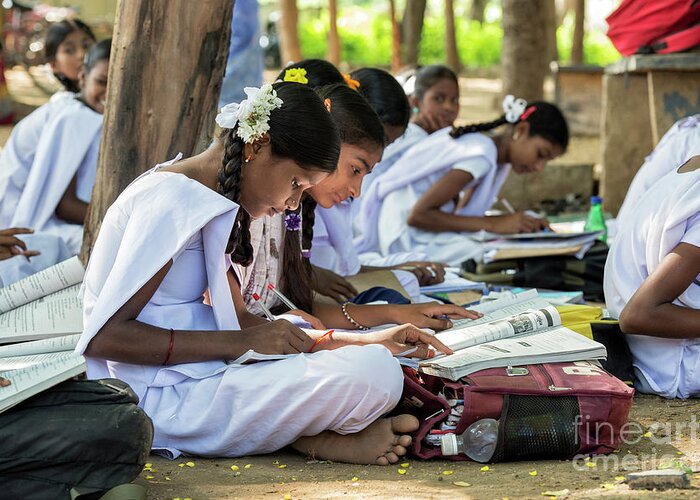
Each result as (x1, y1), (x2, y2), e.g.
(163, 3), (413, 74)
(501, 0), (548, 101)
(401, 0), (426, 67)
(279, 0), (302, 64)
(445, 0), (461, 72)
(81, 0), (233, 261)
(389, 0), (402, 71)
(470, 0), (488, 24)
(327, 0), (341, 65)
(571, 0), (585, 64)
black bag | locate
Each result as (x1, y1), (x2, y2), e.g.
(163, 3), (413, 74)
(0, 378), (153, 500)
(462, 242), (609, 302)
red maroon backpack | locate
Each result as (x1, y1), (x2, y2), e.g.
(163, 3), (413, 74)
(607, 0), (700, 56)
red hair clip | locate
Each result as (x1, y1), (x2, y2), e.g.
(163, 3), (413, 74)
(520, 105), (537, 121)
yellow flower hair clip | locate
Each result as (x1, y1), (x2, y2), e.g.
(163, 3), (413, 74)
(283, 68), (309, 84)
(343, 73), (361, 91)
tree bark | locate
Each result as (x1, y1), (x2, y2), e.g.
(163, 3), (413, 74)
(571, 0), (585, 65)
(401, 0), (426, 67)
(470, 0), (487, 24)
(543, 0), (558, 64)
(501, 0), (548, 101)
(326, 0), (341, 66)
(445, 0), (461, 73)
(80, 0), (233, 263)
(279, 0), (302, 64)
(389, 0), (402, 72)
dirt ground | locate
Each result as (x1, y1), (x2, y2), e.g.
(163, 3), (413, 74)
(136, 394), (699, 499)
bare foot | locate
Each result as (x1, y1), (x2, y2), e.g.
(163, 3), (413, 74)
(291, 414), (419, 465)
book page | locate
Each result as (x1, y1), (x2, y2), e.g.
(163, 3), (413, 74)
(0, 351), (86, 413)
(0, 334), (81, 357)
(446, 289), (548, 330)
(0, 284), (83, 344)
(0, 256), (84, 313)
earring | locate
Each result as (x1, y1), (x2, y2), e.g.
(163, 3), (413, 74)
(412, 106), (419, 114)
(244, 154), (253, 163)
(512, 132), (520, 141)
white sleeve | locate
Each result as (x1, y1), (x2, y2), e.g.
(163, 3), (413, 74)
(681, 212), (700, 249)
(451, 156), (492, 181)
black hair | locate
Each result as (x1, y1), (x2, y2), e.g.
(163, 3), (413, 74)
(277, 83), (385, 313)
(45, 19), (96, 93)
(351, 67), (410, 130)
(450, 101), (570, 151)
(83, 38), (111, 74)
(218, 82), (340, 283)
(413, 64), (458, 102)
(276, 59), (345, 88)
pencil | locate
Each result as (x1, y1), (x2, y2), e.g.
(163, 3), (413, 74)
(252, 293), (275, 321)
(500, 197), (516, 214)
(267, 283), (297, 310)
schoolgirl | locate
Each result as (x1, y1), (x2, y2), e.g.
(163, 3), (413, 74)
(45, 18), (96, 98)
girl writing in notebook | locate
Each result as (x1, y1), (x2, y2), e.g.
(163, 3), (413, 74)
(604, 155), (700, 399)
(354, 98), (569, 266)
(77, 82), (449, 463)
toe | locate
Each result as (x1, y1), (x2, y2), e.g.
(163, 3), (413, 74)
(391, 414), (420, 434)
(398, 434), (413, 447)
(385, 452), (399, 463)
(392, 444), (407, 456)
(376, 455), (389, 466)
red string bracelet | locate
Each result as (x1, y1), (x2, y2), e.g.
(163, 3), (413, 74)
(163, 328), (175, 365)
(309, 329), (334, 352)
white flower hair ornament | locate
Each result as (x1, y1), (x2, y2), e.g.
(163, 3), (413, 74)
(502, 94), (528, 124)
(215, 84), (284, 143)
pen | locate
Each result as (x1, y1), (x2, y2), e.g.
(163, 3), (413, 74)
(252, 293), (275, 321)
(500, 197), (516, 214)
(267, 283), (297, 310)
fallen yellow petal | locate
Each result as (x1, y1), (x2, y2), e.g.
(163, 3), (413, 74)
(676, 451), (684, 455)
(400, 462), (410, 468)
(442, 470), (454, 475)
(586, 461), (596, 468)
(165, 477), (171, 481)
(614, 475), (625, 481)
(278, 464), (287, 469)
(186, 461), (195, 468)
(145, 463), (152, 468)
(292, 476), (297, 481)
(480, 466), (490, 472)
(145, 475), (154, 480)
(643, 431), (652, 438)
(398, 469), (407, 475)
(178, 463), (185, 468)
(453, 481), (471, 487)
(244, 464), (252, 469)
(601, 483), (614, 489)
(283, 495), (291, 500)
(541, 490), (570, 497)
(352, 476), (359, 481)
(231, 465), (239, 471)
(529, 470), (538, 476)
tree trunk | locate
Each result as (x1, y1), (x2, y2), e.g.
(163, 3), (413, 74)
(80, 0), (233, 263)
(401, 0), (426, 67)
(470, 0), (487, 24)
(445, 0), (461, 73)
(389, 0), (402, 72)
(501, 0), (548, 102)
(326, 0), (341, 66)
(571, 0), (585, 65)
(543, 0), (558, 64)
(279, 0), (302, 64)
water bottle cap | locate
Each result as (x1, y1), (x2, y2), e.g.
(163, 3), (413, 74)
(440, 433), (459, 456)
(590, 195), (602, 204)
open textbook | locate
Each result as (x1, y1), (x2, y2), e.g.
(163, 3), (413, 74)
(0, 335), (85, 413)
(0, 257), (84, 344)
(419, 291), (606, 380)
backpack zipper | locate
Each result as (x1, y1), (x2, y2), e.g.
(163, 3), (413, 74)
(536, 364), (572, 391)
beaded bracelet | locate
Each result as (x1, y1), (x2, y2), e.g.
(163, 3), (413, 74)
(163, 328), (175, 365)
(341, 302), (370, 330)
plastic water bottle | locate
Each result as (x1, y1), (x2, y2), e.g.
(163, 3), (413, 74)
(439, 418), (499, 463)
(584, 195), (608, 243)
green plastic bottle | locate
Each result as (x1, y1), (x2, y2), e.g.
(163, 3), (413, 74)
(584, 195), (607, 243)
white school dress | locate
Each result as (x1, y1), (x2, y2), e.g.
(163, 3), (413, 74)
(8, 98), (102, 254)
(617, 115), (700, 224)
(76, 165), (402, 458)
(0, 233), (71, 287)
(0, 97), (75, 227)
(604, 168), (700, 399)
(312, 201), (425, 300)
(354, 129), (510, 266)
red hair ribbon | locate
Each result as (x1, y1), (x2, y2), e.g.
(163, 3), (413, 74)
(520, 105), (537, 121)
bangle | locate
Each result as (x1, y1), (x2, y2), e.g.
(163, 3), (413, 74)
(163, 328), (175, 365)
(310, 329), (335, 352)
(341, 302), (369, 330)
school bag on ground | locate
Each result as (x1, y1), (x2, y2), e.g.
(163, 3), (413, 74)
(0, 378), (153, 500)
(397, 361), (634, 462)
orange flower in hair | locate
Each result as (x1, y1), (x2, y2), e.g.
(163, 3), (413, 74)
(342, 73), (360, 91)
(324, 98), (332, 113)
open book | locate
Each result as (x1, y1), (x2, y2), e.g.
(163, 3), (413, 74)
(419, 290), (606, 380)
(0, 257), (84, 344)
(0, 334), (85, 413)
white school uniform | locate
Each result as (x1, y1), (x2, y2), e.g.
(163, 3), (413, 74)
(604, 168), (700, 399)
(617, 115), (700, 224)
(76, 163), (402, 458)
(8, 98), (102, 254)
(0, 233), (71, 287)
(354, 129), (510, 266)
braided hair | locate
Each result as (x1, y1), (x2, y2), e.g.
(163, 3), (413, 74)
(45, 19), (96, 93)
(277, 59), (345, 89)
(217, 82), (341, 270)
(450, 101), (570, 151)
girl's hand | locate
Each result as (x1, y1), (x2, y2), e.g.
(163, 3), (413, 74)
(243, 319), (314, 355)
(286, 309), (326, 330)
(389, 303), (481, 331)
(486, 213), (549, 234)
(312, 266), (358, 303)
(0, 227), (40, 261)
(395, 261), (446, 286)
(0, 376), (10, 387)
(361, 323), (453, 358)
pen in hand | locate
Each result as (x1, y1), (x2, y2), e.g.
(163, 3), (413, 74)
(252, 293), (275, 321)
